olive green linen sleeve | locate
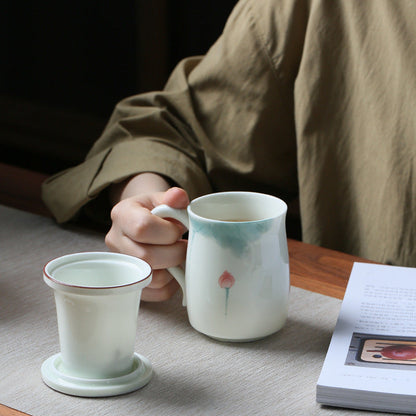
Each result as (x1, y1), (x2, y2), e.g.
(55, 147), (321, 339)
(41, 58), (214, 223)
(42, 0), (304, 224)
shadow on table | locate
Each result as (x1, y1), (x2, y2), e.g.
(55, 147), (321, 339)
(197, 316), (334, 355)
(107, 366), (216, 413)
(142, 298), (334, 355)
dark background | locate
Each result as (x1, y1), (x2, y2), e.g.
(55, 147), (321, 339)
(1, 0), (237, 174)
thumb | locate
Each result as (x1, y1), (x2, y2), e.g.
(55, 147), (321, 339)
(161, 187), (190, 209)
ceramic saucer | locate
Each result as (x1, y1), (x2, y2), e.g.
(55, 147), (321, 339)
(41, 352), (152, 397)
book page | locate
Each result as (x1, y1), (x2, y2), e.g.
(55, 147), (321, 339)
(317, 262), (416, 395)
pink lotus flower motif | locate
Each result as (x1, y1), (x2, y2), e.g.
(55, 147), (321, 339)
(218, 270), (235, 288)
(218, 271), (235, 316)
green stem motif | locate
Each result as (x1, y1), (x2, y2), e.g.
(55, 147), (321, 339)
(225, 287), (230, 316)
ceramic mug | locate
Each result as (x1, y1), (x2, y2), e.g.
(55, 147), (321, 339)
(41, 251), (153, 397)
(152, 191), (290, 342)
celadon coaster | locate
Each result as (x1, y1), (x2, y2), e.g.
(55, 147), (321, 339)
(41, 352), (152, 397)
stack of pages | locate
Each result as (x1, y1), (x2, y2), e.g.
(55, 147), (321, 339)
(317, 262), (416, 414)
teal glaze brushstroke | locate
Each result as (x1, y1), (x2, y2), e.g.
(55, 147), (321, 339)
(192, 220), (271, 257)
(225, 287), (230, 316)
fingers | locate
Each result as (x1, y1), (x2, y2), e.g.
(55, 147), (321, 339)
(105, 225), (185, 301)
(106, 233), (187, 270)
(141, 273), (180, 302)
(110, 199), (184, 244)
(162, 187), (190, 208)
(105, 186), (190, 302)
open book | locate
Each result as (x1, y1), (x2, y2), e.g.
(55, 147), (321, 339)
(317, 262), (416, 414)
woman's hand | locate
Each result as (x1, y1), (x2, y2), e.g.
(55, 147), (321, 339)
(106, 173), (189, 301)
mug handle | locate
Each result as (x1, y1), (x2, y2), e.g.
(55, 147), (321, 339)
(151, 204), (189, 306)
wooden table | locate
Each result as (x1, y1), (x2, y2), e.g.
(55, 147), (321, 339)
(0, 163), (374, 416)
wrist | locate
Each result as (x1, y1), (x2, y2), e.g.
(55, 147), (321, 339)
(109, 172), (170, 204)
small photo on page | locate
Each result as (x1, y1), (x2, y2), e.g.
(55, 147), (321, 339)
(345, 332), (416, 370)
